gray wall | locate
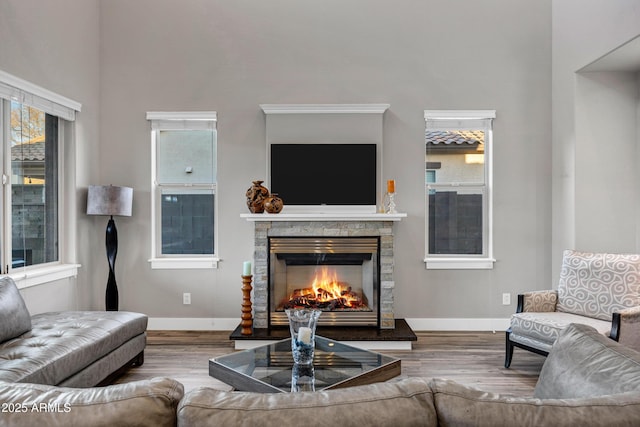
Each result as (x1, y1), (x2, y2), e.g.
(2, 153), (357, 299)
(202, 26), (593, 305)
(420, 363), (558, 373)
(2, 0), (559, 328)
(96, 0), (552, 327)
(552, 0), (640, 279)
(0, 0), (101, 313)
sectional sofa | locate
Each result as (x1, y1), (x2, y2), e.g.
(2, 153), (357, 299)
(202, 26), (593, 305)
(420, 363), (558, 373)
(1, 323), (640, 426)
(0, 277), (147, 387)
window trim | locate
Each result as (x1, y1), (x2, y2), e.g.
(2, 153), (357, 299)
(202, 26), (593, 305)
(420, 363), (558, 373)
(147, 111), (219, 270)
(0, 70), (81, 287)
(423, 110), (496, 270)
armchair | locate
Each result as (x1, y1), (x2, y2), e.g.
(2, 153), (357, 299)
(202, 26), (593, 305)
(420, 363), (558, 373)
(505, 249), (640, 368)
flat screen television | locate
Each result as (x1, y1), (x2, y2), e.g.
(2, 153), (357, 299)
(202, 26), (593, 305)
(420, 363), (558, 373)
(270, 143), (377, 208)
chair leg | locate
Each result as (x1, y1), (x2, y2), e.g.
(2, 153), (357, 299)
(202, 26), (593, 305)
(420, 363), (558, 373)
(504, 329), (514, 368)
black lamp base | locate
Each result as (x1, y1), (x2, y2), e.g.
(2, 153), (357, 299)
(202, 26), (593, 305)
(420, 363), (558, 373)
(105, 216), (119, 311)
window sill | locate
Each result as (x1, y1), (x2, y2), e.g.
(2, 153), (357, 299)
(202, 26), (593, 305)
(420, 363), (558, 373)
(149, 257), (220, 270)
(9, 263), (81, 289)
(424, 257), (495, 270)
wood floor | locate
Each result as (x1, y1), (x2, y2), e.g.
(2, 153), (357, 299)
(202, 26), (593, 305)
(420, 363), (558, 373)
(113, 330), (546, 396)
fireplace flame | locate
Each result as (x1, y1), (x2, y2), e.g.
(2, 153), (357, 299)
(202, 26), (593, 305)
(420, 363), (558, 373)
(285, 266), (364, 310)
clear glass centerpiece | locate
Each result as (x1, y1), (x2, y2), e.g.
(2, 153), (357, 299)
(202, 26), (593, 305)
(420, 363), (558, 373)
(285, 308), (321, 365)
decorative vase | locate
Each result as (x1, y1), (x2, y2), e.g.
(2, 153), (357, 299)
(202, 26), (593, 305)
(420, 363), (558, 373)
(263, 193), (284, 214)
(285, 309), (321, 365)
(246, 180), (269, 213)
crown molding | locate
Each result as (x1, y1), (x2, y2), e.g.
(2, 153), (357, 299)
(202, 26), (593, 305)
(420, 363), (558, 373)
(260, 104), (390, 115)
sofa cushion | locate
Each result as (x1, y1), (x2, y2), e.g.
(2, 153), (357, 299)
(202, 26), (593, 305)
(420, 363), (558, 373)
(0, 377), (183, 427)
(430, 378), (640, 427)
(556, 250), (640, 321)
(534, 323), (640, 399)
(0, 311), (147, 384)
(177, 377), (437, 427)
(509, 311), (610, 351)
(0, 277), (32, 342)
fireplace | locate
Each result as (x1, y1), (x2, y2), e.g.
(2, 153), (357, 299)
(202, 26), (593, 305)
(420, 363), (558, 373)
(269, 237), (379, 327)
(247, 218), (399, 330)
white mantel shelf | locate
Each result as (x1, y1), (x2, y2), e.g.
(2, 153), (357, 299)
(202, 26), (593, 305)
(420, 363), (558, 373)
(241, 212), (407, 222)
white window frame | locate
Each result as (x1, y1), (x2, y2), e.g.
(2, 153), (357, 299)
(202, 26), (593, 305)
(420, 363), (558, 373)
(424, 110), (496, 270)
(147, 111), (219, 269)
(0, 70), (81, 288)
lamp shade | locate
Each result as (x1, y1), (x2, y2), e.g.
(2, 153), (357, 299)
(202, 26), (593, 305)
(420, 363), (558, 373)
(86, 185), (133, 217)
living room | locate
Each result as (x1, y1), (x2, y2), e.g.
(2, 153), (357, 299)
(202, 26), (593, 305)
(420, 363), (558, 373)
(1, 0), (640, 424)
(0, 0), (627, 329)
(4, 0), (638, 334)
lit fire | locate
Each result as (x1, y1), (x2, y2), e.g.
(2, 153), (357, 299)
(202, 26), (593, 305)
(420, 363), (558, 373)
(283, 266), (364, 310)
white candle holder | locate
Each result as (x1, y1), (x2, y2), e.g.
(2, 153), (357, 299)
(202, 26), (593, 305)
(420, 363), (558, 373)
(386, 192), (397, 214)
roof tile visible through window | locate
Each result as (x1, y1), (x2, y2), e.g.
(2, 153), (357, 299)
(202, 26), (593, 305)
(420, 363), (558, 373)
(425, 130), (484, 146)
(11, 136), (45, 161)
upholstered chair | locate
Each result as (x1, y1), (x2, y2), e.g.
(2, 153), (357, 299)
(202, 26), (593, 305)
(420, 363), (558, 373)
(505, 249), (640, 368)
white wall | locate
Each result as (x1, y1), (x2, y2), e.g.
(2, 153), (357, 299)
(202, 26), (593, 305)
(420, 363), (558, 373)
(95, 0), (551, 329)
(552, 0), (640, 278)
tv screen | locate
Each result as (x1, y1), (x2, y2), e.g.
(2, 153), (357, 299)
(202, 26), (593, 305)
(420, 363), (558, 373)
(270, 144), (377, 206)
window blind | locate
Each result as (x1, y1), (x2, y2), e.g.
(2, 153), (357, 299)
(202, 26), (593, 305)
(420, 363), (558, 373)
(0, 70), (81, 121)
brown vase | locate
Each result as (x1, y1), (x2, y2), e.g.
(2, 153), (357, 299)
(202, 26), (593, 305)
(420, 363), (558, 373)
(263, 193), (284, 214)
(246, 180), (269, 213)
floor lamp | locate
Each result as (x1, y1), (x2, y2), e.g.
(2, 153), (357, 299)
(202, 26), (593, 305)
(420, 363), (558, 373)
(86, 185), (133, 311)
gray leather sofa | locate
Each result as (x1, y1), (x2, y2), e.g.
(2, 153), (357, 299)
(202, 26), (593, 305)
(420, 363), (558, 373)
(1, 323), (640, 426)
(0, 277), (147, 387)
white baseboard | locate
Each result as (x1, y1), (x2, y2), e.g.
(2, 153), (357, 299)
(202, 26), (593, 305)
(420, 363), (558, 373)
(405, 318), (511, 332)
(148, 317), (511, 332)
(147, 318), (240, 331)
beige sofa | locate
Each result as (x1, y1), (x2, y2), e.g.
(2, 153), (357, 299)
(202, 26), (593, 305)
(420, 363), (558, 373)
(2, 323), (640, 426)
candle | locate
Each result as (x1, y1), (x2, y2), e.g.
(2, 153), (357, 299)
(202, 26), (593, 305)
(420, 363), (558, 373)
(298, 326), (312, 345)
(387, 179), (395, 194)
(242, 261), (252, 276)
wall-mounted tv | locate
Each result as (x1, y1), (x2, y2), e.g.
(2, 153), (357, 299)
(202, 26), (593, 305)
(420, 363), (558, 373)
(270, 143), (377, 208)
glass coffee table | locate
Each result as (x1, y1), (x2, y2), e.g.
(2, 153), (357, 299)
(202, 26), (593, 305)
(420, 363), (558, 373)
(209, 336), (401, 393)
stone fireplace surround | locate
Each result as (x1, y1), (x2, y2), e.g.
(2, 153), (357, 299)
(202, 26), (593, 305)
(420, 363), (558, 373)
(243, 213), (406, 330)
(233, 213), (417, 350)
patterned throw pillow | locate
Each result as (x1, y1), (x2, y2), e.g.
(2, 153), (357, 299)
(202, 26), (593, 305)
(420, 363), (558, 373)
(556, 250), (640, 321)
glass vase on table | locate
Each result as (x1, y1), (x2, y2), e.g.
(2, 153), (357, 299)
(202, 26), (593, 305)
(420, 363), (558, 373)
(285, 309), (322, 365)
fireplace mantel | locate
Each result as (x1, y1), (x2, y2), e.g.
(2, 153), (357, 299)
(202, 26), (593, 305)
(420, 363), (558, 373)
(241, 213), (406, 222)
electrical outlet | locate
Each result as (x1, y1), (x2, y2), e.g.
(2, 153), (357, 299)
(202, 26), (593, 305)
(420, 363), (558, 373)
(183, 293), (191, 305)
(502, 293), (511, 305)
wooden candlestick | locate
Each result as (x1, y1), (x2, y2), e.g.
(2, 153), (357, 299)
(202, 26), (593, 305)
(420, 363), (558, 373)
(241, 275), (253, 335)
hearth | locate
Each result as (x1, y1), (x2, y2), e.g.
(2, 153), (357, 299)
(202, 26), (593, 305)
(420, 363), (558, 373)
(269, 237), (379, 327)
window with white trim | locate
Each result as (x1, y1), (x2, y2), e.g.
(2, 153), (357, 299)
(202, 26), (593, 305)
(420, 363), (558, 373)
(424, 110), (495, 269)
(147, 112), (218, 269)
(0, 70), (81, 286)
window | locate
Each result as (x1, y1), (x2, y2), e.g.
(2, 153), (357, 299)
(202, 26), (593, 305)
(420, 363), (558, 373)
(424, 110), (495, 269)
(147, 112), (218, 269)
(0, 70), (81, 286)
